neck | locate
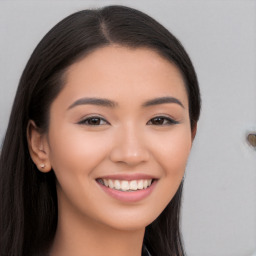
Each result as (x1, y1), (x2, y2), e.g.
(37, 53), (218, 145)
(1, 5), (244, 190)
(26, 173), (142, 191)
(50, 199), (145, 256)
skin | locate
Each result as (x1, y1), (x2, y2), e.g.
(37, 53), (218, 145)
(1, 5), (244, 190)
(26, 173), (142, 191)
(28, 45), (194, 256)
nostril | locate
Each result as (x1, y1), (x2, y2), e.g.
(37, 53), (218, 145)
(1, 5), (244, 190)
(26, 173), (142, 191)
(109, 145), (150, 165)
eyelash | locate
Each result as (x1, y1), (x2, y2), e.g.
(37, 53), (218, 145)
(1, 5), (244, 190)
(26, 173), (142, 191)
(78, 116), (109, 126)
(78, 116), (178, 126)
(146, 116), (179, 126)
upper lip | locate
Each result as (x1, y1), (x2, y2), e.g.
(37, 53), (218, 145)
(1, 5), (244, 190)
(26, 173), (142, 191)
(97, 173), (158, 181)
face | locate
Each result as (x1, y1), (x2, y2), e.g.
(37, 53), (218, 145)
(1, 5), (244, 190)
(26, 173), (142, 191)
(44, 45), (192, 231)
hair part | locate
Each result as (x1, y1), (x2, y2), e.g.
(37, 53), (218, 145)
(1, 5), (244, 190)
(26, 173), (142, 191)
(0, 5), (200, 256)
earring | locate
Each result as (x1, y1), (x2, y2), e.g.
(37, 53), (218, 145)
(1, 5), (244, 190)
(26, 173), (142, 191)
(40, 163), (45, 168)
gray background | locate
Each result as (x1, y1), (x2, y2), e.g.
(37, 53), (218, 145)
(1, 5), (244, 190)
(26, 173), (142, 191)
(0, 1), (256, 255)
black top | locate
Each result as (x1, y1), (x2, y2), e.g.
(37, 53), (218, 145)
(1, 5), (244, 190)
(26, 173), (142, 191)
(41, 245), (151, 256)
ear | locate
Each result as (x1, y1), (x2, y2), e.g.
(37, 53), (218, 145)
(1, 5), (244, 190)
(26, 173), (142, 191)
(191, 123), (197, 141)
(27, 120), (52, 173)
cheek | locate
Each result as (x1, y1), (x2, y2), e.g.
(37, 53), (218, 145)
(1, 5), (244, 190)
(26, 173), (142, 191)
(48, 125), (109, 171)
(46, 124), (113, 215)
(151, 126), (192, 173)
(149, 125), (192, 206)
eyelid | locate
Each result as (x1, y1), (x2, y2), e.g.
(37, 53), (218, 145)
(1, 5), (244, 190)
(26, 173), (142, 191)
(76, 114), (178, 126)
(147, 115), (179, 125)
(77, 115), (110, 126)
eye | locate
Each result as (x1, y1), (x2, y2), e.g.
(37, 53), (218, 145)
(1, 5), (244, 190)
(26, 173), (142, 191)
(147, 116), (179, 126)
(78, 116), (109, 126)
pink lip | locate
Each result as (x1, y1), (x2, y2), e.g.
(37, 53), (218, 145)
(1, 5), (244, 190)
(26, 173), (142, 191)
(97, 179), (157, 203)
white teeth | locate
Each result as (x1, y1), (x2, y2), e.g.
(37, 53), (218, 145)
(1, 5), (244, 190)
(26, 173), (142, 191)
(103, 179), (108, 187)
(108, 179), (114, 189)
(114, 180), (121, 190)
(121, 180), (129, 191)
(129, 180), (138, 190)
(143, 180), (148, 189)
(100, 178), (153, 191)
(138, 180), (144, 189)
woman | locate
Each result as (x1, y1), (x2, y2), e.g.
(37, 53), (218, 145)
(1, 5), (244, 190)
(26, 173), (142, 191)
(0, 5), (200, 256)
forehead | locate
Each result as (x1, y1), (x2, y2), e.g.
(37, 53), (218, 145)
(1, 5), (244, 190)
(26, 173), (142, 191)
(60, 45), (188, 108)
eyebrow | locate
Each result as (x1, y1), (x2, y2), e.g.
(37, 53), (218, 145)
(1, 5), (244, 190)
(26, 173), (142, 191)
(142, 96), (184, 108)
(67, 96), (184, 110)
(68, 97), (117, 110)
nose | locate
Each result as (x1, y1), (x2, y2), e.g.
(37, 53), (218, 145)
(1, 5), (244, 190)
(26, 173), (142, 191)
(109, 125), (150, 166)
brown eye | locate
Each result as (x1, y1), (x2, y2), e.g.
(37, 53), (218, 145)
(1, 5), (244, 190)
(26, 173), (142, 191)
(147, 116), (178, 126)
(78, 117), (109, 126)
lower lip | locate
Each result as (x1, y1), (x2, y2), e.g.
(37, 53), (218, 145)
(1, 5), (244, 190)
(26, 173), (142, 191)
(97, 180), (157, 203)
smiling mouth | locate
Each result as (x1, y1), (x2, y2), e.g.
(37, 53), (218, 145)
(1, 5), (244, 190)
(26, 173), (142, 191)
(96, 178), (154, 192)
